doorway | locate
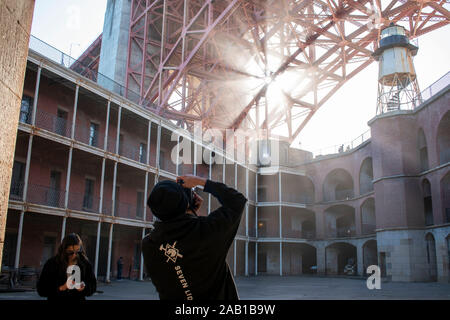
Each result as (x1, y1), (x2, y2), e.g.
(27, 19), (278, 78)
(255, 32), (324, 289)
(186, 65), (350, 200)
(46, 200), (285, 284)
(55, 109), (68, 136)
(425, 233), (437, 281)
(48, 170), (62, 207)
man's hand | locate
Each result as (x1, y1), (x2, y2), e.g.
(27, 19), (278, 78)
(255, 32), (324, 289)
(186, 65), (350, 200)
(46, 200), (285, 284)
(177, 175), (207, 189)
(77, 281), (86, 292)
(59, 282), (68, 291)
(192, 192), (203, 212)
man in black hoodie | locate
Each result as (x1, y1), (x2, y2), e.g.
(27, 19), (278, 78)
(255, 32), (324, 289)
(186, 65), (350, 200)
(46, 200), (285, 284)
(142, 174), (247, 300)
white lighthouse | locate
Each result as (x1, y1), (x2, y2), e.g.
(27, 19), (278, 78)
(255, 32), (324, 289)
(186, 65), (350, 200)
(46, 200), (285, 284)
(373, 23), (422, 114)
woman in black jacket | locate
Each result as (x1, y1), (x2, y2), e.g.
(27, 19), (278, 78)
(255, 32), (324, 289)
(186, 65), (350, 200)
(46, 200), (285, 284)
(37, 233), (97, 301)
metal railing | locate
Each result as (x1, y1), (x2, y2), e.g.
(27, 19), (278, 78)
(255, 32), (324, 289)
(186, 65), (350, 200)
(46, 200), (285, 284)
(102, 199), (113, 216)
(119, 143), (141, 163)
(281, 193), (315, 204)
(335, 188), (355, 201)
(75, 125), (104, 148)
(312, 130), (371, 158)
(336, 227), (356, 238)
(9, 181), (24, 201)
(10, 180), (149, 219)
(283, 230), (316, 239)
(28, 35), (154, 109)
(26, 184), (66, 208)
(416, 71), (450, 106)
(35, 109), (72, 137)
(101, 199), (145, 219)
(115, 201), (139, 220)
(26, 107), (153, 165)
(256, 229), (279, 238)
(159, 154), (177, 173)
(68, 191), (100, 213)
(307, 72), (449, 160)
(106, 139), (117, 154)
(322, 188), (354, 202)
(303, 230), (316, 239)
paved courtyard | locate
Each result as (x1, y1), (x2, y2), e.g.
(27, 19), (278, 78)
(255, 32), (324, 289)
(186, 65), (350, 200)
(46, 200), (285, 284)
(0, 276), (449, 300)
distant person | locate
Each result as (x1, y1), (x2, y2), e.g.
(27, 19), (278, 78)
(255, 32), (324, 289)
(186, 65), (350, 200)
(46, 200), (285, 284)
(142, 174), (247, 300)
(37, 233), (97, 301)
(343, 258), (356, 276)
(117, 257), (124, 280)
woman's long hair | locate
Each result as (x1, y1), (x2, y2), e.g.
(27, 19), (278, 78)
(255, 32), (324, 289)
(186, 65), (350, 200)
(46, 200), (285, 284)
(56, 233), (90, 271)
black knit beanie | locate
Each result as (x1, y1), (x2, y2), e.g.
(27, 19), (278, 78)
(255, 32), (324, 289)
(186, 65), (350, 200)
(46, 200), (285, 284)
(147, 180), (188, 221)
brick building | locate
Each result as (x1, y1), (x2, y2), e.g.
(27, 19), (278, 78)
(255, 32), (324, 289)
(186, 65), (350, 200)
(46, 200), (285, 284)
(1, 35), (449, 284)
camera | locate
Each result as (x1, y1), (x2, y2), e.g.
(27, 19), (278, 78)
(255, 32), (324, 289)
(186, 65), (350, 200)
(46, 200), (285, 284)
(177, 179), (199, 213)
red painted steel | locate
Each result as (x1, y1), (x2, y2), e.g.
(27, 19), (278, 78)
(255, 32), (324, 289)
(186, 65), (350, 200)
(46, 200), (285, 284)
(126, 0), (449, 142)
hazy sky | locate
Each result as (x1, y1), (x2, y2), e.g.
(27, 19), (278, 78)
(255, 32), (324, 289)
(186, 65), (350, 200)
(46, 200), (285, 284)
(30, 0), (450, 154)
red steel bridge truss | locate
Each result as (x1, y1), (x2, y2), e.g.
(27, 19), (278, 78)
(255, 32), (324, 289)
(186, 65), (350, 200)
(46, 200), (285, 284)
(125, 0), (449, 143)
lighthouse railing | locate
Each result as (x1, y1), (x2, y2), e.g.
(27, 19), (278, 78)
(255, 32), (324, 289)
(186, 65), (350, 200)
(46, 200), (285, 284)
(311, 129), (371, 158)
(417, 71), (450, 107)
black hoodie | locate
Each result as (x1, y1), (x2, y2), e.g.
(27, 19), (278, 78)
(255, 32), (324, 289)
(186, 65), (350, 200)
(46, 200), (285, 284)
(142, 179), (247, 300)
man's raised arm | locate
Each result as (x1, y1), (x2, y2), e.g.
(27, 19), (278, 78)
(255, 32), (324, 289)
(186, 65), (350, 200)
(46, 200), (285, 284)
(177, 175), (247, 217)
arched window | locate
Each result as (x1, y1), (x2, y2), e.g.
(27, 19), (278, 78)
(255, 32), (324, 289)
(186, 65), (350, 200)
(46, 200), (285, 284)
(324, 205), (355, 238)
(425, 233), (437, 282)
(325, 242), (357, 275)
(359, 158), (374, 195)
(437, 111), (450, 165)
(422, 179), (434, 226)
(361, 198), (376, 234)
(418, 129), (429, 172)
(362, 240), (378, 276)
(446, 235), (450, 279)
(441, 172), (450, 223)
(280, 174), (315, 204)
(323, 169), (354, 202)
(302, 220), (316, 239)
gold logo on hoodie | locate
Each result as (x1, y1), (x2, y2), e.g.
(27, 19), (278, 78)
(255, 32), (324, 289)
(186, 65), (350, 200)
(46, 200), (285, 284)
(160, 241), (183, 263)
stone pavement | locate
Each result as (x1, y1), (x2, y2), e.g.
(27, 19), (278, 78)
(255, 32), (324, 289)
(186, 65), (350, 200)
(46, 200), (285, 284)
(0, 275), (449, 300)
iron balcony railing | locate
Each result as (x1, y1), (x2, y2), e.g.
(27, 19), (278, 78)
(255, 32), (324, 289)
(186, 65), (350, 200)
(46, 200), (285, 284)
(283, 230), (316, 239)
(334, 189), (355, 201)
(10, 182), (147, 219)
(119, 143), (142, 163)
(416, 71), (450, 106)
(115, 201), (137, 219)
(101, 199), (146, 220)
(336, 227), (356, 238)
(21, 106), (152, 165)
(9, 181), (24, 201)
(28, 36), (156, 109)
(26, 184), (66, 208)
(322, 188), (354, 203)
(34, 109), (72, 137)
(67, 191), (101, 213)
(75, 126), (104, 149)
(281, 194), (315, 205)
